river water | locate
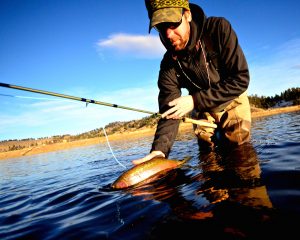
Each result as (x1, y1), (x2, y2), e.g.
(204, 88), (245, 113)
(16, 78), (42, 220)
(0, 111), (299, 239)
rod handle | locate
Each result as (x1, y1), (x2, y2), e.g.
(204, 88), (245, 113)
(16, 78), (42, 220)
(183, 117), (217, 128)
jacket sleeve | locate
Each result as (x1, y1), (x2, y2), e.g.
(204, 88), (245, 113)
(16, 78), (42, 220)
(150, 61), (181, 157)
(192, 17), (250, 112)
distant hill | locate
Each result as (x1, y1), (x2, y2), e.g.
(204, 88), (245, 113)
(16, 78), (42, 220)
(0, 115), (160, 153)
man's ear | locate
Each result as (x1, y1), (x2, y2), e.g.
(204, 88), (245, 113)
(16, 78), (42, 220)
(185, 10), (192, 22)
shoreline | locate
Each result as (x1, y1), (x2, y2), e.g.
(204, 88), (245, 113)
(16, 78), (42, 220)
(1, 105), (299, 161)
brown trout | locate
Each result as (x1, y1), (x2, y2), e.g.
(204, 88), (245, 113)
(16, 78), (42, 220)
(111, 156), (191, 189)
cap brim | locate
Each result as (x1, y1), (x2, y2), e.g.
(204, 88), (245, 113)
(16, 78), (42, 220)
(148, 7), (183, 33)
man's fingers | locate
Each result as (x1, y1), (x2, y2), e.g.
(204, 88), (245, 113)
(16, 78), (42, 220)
(132, 158), (149, 165)
(165, 111), (183, 119)
(132, 151), (165, 165)
(164, 107), (186, 119)
(168, 99), (178, 106)
(162, 95), (193, 119)
(161, 106), (177, 118)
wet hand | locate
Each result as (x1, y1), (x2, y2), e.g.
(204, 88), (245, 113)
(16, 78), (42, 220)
(132, 151), (165, 165)
(161, 95), (194, 119)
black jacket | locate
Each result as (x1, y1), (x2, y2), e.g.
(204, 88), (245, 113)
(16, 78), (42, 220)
(151, 3), (250, 156)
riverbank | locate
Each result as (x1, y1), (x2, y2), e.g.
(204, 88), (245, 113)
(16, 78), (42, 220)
(1, 105), (299, 160)
(250, 105), (300, 118)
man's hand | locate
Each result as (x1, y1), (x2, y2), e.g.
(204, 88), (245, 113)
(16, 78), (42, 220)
(132, 151), (165, 165)
(161, 95), (194, 119)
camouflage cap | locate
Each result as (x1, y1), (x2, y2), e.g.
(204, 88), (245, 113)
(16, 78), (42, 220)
(145, 0), (190, 33)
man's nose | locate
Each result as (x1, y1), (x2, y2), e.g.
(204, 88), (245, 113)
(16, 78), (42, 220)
(165, 28), (175, 39)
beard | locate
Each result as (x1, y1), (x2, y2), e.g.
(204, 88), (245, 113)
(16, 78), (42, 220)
(159, 26), (190, 53)
(160, 35), (190, 53)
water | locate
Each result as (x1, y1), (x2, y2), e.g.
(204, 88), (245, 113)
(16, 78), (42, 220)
(0, 112), (299, 239)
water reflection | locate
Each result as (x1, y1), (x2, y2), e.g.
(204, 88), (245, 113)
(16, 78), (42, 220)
(198, 143), (273, 210)
(127, 143), (276, 238)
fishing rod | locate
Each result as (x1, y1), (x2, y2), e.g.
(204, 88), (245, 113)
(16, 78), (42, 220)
(0, 82), (159, 116)
(0, 82), (217, 128)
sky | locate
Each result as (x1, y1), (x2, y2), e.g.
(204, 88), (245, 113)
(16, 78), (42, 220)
(0, 0), (300, 141)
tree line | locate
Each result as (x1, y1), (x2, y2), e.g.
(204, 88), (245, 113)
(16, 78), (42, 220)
(1, 87), (299, 151)
(248, 87), (300, 109)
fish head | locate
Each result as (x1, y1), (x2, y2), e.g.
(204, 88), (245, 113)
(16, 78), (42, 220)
(111, 180), (129, 189)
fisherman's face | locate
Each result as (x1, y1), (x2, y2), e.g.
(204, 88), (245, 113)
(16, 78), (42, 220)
(155, 10), (191, 52)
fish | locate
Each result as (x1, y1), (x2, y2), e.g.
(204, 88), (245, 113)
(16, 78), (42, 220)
(111, 156), (191, 189)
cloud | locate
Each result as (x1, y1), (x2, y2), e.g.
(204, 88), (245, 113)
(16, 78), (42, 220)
(248, 38), (300, 96)
(97, 33), (165, 59)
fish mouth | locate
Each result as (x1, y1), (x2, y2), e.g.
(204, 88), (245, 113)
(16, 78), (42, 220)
(112, 180), (128, 189)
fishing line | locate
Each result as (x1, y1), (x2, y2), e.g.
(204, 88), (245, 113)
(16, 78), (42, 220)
(1, 90), (126, 169)
(0, 93), (72, 102)
(116, 202), (125, 225)
(0, 93), (14, 97)
(101, 126), (127, 169)
(14, 95), (67, 101)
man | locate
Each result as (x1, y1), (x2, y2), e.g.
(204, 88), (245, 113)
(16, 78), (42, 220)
(133, 0), (251, 164)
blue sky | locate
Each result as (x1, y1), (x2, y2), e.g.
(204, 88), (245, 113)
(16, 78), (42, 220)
(0, 0), (299, 141)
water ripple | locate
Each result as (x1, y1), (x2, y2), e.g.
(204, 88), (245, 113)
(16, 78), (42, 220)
(0, 111), (299, 239)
